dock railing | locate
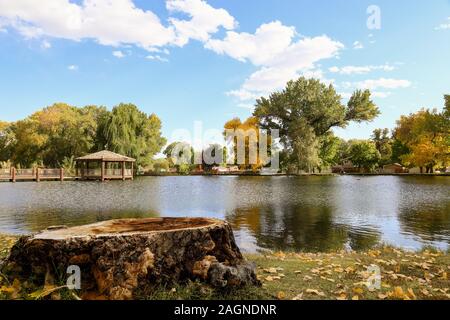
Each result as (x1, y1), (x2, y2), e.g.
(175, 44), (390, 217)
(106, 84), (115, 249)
(1, 167), (66, 182)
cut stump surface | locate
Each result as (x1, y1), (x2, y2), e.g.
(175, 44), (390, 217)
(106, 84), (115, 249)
(1, 218), (258, 299)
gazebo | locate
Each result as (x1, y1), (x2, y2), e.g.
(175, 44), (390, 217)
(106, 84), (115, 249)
(75, 150), (135, 181)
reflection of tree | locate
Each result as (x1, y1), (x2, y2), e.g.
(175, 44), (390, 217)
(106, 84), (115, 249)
(398, 202), (450, 243)
(346, 228), (381, 251)
(227, 205), (381, 252)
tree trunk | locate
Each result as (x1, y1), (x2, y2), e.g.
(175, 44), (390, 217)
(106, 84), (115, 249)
(1, 218), (258, 300)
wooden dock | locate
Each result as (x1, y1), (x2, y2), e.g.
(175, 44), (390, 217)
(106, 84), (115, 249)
(0, 167), (134, 182)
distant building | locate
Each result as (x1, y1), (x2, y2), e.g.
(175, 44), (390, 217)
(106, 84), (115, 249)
(332, 161), (361, 174)
(382, 163), (408, 174)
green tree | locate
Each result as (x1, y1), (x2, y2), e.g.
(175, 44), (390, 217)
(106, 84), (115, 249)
(99, 103), (166, 168)
(202, 143), (227, 172)
(253, 77), (380, 172)
(151, 158), (170, 173)
(163, 141), (194, 168)
(347, 140), (381, 171)
(317, 133), (342, 172)
(371, 128), (392, 165)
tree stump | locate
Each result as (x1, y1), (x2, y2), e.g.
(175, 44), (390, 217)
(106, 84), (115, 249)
(1, 218), (259, 299)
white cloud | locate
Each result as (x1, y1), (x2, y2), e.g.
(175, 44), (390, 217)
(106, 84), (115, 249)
(329, 64), (395, 75)
(206, 21), (295, 65)
(0, 0), (238, 53)
(146, 55), (169, 63)
(208, 21), (343, 101)
(371, 91), (392, 98)
(353, 78), (412, 90)
(41, 39), (51, 49)
(167, 0), (237, 46)
(67, 64), (78, 71)
(112, 50), (125, 58)
(435, 17), (450, 30)
(353, 41), (364, 49)
(0, 0), (178, 51)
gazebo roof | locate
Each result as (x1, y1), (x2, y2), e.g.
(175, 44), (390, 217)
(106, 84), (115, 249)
(76, 150), (136, 162)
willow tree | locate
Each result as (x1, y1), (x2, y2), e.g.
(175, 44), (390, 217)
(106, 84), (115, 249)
(253, 77), (380, 172)
(99, 103), (166, 168)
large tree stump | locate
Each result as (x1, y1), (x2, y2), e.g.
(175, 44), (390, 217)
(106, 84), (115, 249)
(1, 218), (258, 299)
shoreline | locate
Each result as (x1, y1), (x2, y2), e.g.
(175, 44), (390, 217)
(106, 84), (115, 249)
(1, 172), (448, 183)
(1, 233), (449, 300)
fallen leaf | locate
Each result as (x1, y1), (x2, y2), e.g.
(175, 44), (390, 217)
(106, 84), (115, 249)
(353, 287), (364, 295)
(306, 289), (325, 297)
(292, 293), (303, 300)
(277, 291), (286, 300)
(378, 293), (388, 300)
(336, 294), (347, 300)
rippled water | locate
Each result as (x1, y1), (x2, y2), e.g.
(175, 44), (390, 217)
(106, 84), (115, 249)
(0, 176), (449, 252)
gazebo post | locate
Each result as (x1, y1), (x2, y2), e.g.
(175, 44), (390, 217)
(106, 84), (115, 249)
(131, 162), (134, 180)
(122, 161), (125, 181)
(101, 160), (105, 182)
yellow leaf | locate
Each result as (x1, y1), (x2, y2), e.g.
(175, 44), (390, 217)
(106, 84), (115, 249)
(306, 289), (325, 297)
(391, 287), (407, 300)
(352, 295), (359, 300)
(0, 286), (14, 294)
(336, 294), (347, 300)
(345, 267), (355, 273)
(277, 291), (286, 300)
(265, 276), (274, 282)
(420, 289), (430, 296)
(353, 287), (364, 295)
(378, 293), (388, 300)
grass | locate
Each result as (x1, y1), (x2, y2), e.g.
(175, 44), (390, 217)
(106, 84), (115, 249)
(1, 233), (449, 300)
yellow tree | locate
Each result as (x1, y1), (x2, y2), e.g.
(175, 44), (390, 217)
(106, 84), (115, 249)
(394, 99), (449, 172)
(223, 117), (270, 171)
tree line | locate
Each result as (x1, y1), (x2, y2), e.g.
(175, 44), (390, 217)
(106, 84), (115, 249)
(162, 78), (448, 174)
(1, 77), (448, 174)
(0, 103), (166, 170)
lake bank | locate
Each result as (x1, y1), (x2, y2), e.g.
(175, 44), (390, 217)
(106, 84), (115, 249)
(1, 233), (449, 300)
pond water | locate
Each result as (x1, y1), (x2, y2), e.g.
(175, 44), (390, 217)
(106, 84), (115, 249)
(0, 176), (449, 252)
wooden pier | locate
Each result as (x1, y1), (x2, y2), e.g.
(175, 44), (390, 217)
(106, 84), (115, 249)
(0, 150), (135, 183)
(0, 168), (65, 182)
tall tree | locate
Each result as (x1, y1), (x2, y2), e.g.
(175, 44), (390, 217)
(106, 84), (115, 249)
(224, 116), (270, 171)
(253, 77), (380, 172)
(371, 128), (392, 165)
(99, 103), (166, 168)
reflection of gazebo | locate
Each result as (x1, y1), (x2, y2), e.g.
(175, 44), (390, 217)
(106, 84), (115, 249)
(75, 150), (135, 181)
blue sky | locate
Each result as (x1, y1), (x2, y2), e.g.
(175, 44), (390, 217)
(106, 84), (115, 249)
(0, 0), (449, 142)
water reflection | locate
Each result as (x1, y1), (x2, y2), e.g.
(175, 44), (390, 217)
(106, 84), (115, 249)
(0, 176), (448, 252)
(227, 206), (381, 252)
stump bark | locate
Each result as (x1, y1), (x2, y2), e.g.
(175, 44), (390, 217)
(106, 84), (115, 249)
(1, 218), (258, 299)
